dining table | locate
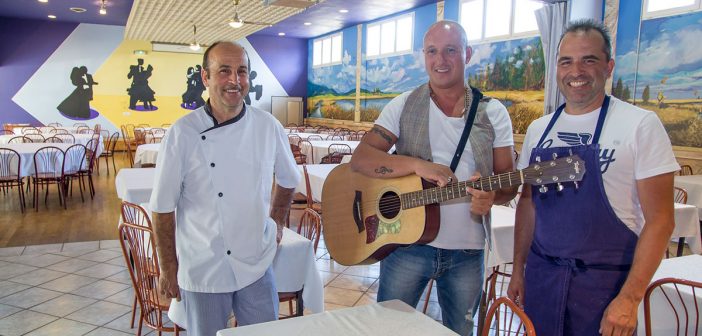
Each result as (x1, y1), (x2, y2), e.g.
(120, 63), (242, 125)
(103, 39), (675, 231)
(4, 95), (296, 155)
(303, 140), (360, 164)
(133, 143), (161, 167)
(115, 167), (156, 204)
(0, 142), (100, 177)
(0, 133), (102, 148)
(674, 174), (702, 218)
(215, 299), (456, 336)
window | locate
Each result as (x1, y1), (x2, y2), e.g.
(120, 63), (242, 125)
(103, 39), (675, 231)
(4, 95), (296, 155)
(366, 13), (414, 59)
(460, 0), (543, 42)
(312, 33), (343, 67)
(643, 0), (701, 18)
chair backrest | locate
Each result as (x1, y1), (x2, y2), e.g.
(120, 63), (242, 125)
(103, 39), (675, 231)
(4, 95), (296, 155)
(38, 126), (55, 133)
(302, 165), (316, 208)
(77, 127), (92, 134)
(674, 187), (688, 204)
(24, 133), (45, 143)
(44, 136), (63, 144)
(56, 133), (75, 144)
(329, 143), (352, 155)
(482, 264), (513, 316)
(307, 135), (323, 141)
(107, 131), (120, 153)
(679, 165), (694, 176)
(137, 123), (150, 128)
(84, 138), (100, 172)
(0, 148), (21, 180)
(288, 134), (302, 146)
(118, 222), (171, 332)
(22, 127), (41, 134)
(73, 122), (88, 128)
(298, 208), (322, 253)
(161, 123), (172, 128)
(134, 129), (147, 145)
(326, 135), (343, 141)
(644, 277), (702, 336)
(63, 144), (86, 175)
(47, 122), (62, 127)
(33, 146), (64, 179)
(481, 297), (537, 336)
(298, 140), (313, 164)
(9, 136), (30, 144)
(121, 201), (152, 228)
(52, 128), (70, 134)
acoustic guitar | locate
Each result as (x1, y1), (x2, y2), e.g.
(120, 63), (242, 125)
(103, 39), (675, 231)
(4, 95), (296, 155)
(321, 155), (586, 266)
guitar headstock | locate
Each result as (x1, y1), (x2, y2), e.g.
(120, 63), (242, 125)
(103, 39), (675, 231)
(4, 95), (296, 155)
(522, 154), (586, 186)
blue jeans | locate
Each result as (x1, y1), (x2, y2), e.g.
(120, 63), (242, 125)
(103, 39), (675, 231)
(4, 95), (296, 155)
(378, 245), (484, 336)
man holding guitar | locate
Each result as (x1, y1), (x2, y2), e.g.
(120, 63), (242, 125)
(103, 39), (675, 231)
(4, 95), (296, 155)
(350, 20), (517, 335)
(507, 20), (678, 336)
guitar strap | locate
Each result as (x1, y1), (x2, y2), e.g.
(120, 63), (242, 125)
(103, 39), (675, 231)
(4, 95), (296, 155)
(449, 87), (483, 172)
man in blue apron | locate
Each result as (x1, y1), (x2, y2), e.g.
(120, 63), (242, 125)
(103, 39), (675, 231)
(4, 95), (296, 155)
(508, 20), (678, 335)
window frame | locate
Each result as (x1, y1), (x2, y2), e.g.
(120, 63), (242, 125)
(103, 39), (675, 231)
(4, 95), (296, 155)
(312, 32), (343, 68)
(365, 12), (415, 60)
(642, 0), (702, 19)
(459, 0), (542, 43)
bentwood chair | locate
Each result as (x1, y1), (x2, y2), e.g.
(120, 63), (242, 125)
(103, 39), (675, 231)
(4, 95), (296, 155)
(644, 277), (702, 336)
(120, 201), (153, 329)
(32, 146), (65, 211)
(77, 138), (99, 199)
(99, 131), (119, 175)
(679, 165), (694, 176)
(321, 143), (352, 164)
(298, 140), (313, 164)
(22, 127), (41, 134)
(307, 135), (323, 141)
(0, 148), (26, 212)
(674, 187), (688, 204)
(43, 136), (63, 144)
(481, 297), (536, 336)
(303, 165), (322, 214)
(279, 208), (322, 318)
(63, 144), (87, 205)
(24, 133), (45, 143)
(477, 264), (514, 331)
(8, 136), (30, 144)
(119, 221), (183, 335)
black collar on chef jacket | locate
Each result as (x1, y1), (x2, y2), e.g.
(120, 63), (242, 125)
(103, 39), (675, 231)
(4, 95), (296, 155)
(200, 99), (247, 134)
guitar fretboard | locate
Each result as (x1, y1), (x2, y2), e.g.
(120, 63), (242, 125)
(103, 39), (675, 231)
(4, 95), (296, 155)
(400, 171), (524, 209)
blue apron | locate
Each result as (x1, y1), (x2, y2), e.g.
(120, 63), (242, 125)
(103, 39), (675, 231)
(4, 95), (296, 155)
(523, 96), (639, 335)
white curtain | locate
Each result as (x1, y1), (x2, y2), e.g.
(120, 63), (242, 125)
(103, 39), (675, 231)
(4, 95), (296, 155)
(536, 2), (568, 115)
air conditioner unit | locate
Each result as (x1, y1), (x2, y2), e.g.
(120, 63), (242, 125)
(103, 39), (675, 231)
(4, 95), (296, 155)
(262, 0), (318, 9)
(151, 41), (205, 54)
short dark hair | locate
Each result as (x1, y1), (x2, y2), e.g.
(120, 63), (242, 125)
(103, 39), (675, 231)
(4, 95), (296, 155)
(558, 19), (612, 60)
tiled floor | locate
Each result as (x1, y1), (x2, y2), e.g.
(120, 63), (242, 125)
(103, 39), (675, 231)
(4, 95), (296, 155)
(0, 238), (442, 336)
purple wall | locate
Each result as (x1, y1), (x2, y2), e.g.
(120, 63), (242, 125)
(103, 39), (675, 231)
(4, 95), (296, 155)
(248, 35), (308, 111)
(0, 17), (78, 126)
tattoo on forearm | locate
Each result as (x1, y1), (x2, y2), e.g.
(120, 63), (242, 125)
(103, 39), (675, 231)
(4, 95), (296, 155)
(371, 126), (393, 144)
(374, 166), (393, 175)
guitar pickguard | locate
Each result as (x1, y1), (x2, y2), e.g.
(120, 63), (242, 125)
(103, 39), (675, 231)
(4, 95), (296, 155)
(365, 215), (401, 244)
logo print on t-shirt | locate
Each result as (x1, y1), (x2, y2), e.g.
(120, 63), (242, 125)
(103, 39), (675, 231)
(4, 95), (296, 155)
(557, 132), (592, 146)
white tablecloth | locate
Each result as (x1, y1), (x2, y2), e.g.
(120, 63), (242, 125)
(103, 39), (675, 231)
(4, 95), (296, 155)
(169, 227), (324, 327)
(636, 254), (702, 335)
(114, 168), (156, 204)
(133, 143), (160, 167)
(304, 140), (360, 164)
(0, 143), (94, 177)
(295, 164), (339, 202)
(674, 175), (702, 218)
(216, 299), (456, 336)
(673, 202), (701, 254)
(487, 206), (516, 268)
(12, 126), (82, 134)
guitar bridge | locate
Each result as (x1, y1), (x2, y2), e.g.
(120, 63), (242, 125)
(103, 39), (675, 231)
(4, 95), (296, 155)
(353, 191), (364, 233)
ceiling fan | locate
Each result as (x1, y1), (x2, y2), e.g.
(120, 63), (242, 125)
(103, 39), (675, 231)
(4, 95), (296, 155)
(228, 0), (274, 29)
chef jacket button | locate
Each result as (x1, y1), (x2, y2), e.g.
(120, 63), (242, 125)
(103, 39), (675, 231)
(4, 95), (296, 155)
(201, 135), (206, 140)
(227, 250), (231, 255)
(210, 163), (215, 167)
(218, 192), (223, 197)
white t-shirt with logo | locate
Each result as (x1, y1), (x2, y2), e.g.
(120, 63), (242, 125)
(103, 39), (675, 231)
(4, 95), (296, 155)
(376, 90), (514, 249)
(517, 97), (679, 234)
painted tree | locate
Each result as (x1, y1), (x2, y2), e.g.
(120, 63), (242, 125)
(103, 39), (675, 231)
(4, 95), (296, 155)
(642, 85), (650, 104)
(614, 78), (624, 98)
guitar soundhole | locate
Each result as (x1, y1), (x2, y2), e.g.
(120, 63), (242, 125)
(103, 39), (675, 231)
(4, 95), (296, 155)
(378, 191), (401, 219)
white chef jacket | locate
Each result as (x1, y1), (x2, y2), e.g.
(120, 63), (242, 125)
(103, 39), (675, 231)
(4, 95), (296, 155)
(149, 104), (300, 293)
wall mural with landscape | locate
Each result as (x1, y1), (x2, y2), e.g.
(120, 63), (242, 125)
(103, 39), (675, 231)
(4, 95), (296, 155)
(613, 10), (702, 147)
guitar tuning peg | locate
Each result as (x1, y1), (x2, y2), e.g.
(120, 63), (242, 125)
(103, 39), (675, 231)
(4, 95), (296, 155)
(539, 185), (548, 193)
(556, 183), (564, 192)
(573, 181), (579, 189)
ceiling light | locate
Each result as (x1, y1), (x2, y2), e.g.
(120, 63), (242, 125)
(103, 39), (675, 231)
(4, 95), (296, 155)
(38, 0), (48, 3)
(339, 9), (348, 13)
(47, 14), (56, 19)
(303, 22), (311, 26)
(229, 16), (244, 29)
(133, 50), (148, 55)
(190, 24), (201, 51)
(278, 32), (286, 36)
(99, 0), (107, 15)
(69, 7), (86, 13)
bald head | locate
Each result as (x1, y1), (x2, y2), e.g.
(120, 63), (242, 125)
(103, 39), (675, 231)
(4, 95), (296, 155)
(202, 41), (248, 74)
(423, 20), (469, 50)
